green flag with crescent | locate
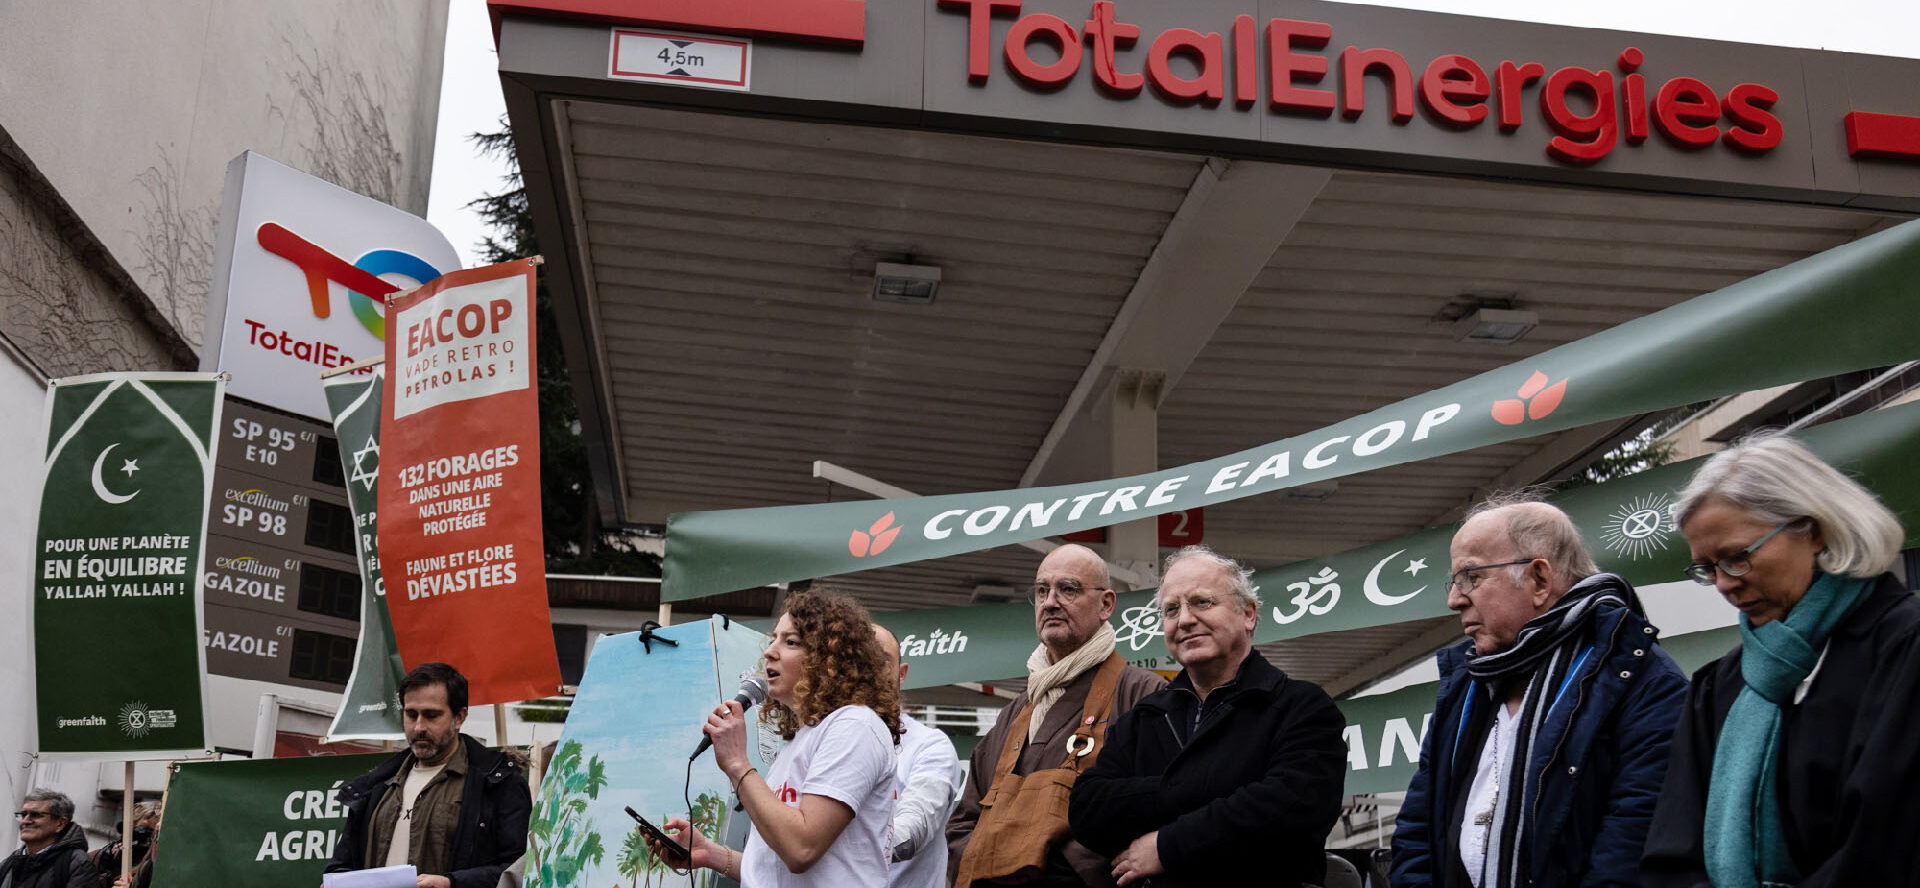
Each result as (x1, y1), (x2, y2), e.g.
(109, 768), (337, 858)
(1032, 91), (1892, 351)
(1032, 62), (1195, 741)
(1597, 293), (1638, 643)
(32, 372), (221, 757)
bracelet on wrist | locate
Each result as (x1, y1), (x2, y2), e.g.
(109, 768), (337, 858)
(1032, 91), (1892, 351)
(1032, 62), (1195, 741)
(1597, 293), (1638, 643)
(732, 766), (758, 795)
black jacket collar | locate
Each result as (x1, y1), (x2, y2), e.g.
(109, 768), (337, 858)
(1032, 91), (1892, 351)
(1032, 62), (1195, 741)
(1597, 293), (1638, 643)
(1150, 649), (1283, 711)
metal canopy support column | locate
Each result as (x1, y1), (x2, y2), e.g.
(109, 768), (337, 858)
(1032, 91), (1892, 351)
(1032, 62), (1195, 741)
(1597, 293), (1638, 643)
(1106, 370), (1163, 588)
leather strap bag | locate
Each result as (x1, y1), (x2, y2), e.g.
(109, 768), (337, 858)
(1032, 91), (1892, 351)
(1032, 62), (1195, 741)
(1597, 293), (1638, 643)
(953, 653), (1127, 886)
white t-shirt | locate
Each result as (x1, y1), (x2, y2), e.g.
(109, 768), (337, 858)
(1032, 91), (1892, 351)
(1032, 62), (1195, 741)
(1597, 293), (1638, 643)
(887, 713), (962, 888)
(742, 704), (897, 888)
(1459, 702), (1519, 888)
(384, 760), (447, 868)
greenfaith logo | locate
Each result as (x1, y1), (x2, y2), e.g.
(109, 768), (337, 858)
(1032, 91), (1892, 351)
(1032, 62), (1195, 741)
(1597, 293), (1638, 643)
(848, 512), (902, 557)
(1491, 370), (1568, 425)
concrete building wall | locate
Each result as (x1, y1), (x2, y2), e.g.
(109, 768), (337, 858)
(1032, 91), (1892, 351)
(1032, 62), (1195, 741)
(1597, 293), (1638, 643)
(1, 0), (450, 848)
(0, 0), (449, 355)
(0, 340), (48, 853)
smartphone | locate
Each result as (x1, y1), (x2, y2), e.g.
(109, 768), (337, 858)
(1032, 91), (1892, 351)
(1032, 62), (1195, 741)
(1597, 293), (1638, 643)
(624, 806), (693, 865)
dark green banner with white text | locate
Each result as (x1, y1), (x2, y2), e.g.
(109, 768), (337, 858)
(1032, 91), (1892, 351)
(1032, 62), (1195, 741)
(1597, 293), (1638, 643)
(322, 368), (405, 742)
(666, 219), (1920, 600)
(32, 372), (221, 757)
(153, 753), (387, 886)
(878, 401), (1920, 689)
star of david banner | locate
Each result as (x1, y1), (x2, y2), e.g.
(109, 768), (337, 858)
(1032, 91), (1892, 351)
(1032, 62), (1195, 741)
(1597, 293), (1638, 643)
(321, 367), (405, 742)
(31, 372), (222, 757)
(666, 219), (1920, 600)
(875, 401), (1920, 689)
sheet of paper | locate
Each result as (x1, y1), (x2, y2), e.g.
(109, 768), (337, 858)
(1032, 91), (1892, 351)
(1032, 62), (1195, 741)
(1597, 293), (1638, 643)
(323, 864), (418, 888)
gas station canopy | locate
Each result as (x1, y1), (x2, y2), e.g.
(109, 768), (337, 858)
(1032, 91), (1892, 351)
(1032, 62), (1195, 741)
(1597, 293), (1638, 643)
(493, 0), (1920, 687)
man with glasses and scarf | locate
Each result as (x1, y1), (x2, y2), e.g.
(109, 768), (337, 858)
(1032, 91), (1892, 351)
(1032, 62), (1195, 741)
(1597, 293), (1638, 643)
(948, 544), (1166, 888)
(1391, 495), (1688, 888)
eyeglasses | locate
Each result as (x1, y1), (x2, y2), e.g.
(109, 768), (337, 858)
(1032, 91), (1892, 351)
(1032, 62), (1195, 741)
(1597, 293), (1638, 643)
(1446, 558), (1539, 596)
(14, 810), (51, 822)
(1159, 595), (1222, 622)
(1684, 521), (1795, 585)
(1029, 579), (1103, 606)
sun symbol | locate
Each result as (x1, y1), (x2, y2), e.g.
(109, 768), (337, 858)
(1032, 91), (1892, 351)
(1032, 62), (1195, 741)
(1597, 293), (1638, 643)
(1599, 492), (1675, 561)
(116, 701), (152, 739)
(1113, 603), (1164, 652)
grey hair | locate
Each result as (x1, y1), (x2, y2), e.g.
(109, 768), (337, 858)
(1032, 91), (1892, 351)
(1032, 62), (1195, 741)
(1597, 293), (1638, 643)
(24, 788), (74, 821)
(1465, 490), (1600, 584)
(1674, 430), (1903, 578)
(1160, 545), (1261, 608)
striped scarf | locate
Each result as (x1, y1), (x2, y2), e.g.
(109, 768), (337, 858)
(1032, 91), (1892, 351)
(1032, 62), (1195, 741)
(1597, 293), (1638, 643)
(1463, 572), (1639, 888)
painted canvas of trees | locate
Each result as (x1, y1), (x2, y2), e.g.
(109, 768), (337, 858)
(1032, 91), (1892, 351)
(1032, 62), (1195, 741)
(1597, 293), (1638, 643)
(527, 739), (610, 887)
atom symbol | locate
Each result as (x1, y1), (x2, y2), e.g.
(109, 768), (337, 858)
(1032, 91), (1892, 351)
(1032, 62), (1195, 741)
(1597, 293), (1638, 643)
(1600, 492), (1675, 561)
(1114, 603), (1164, 652)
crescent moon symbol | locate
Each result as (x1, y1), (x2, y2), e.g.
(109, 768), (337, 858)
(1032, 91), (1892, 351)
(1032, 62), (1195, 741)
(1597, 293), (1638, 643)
(1363, 548), (1426, 607)
(91, 443), (139, 505)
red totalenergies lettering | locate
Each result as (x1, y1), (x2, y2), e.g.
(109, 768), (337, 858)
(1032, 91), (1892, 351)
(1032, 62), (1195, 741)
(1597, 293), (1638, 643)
(936, 1), (1783, 165)
(405, 300), (516, 358)
(242, 319), (363, 371)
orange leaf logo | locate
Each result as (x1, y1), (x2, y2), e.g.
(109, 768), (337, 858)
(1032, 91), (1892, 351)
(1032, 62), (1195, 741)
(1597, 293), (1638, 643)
(849, 511), (902, 557)
(1492, 370), (1568, 425)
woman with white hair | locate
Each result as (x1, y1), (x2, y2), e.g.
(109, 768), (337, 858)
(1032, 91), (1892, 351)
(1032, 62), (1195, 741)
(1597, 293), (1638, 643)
(1641, 431), (1919, 887)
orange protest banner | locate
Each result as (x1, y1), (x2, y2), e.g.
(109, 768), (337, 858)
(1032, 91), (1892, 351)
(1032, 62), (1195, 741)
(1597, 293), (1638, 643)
(379, 258), (560, 704)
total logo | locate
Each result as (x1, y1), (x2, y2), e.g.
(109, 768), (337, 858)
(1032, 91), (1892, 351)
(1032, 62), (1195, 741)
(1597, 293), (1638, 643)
(252, 221), (446, 361)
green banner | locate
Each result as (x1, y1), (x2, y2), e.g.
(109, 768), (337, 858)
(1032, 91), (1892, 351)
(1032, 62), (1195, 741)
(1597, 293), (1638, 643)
(878, 401), (1920, 689)
(322, 368), (404, 742)
(665, 219), (1920, 600)
(1337, 625), (1741, 796)
(32, 372), (221, 757)
(152, 753), (387, 886)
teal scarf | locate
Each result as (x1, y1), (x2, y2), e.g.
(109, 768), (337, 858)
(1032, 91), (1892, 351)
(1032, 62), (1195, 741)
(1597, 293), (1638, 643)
(1704, 570), (1874, 888)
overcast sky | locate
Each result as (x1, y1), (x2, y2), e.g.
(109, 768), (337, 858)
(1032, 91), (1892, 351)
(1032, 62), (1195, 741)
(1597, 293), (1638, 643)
(426, 0), (1920, 267)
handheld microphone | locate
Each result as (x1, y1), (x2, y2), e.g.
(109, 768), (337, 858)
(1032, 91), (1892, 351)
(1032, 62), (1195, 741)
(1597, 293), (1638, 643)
(691, 676), (769, 760)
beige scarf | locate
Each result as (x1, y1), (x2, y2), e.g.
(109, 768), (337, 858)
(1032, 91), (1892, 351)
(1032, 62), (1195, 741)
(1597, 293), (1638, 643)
(1023, 621), (1116, 741)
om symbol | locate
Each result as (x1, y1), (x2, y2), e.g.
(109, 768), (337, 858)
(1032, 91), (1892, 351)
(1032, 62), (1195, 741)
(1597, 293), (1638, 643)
(1271, 567), (1341, 625)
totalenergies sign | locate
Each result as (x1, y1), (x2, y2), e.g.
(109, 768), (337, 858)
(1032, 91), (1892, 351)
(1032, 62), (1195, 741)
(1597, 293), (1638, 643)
(938, 0), (1782, 165)
(202, 152), (460, 421)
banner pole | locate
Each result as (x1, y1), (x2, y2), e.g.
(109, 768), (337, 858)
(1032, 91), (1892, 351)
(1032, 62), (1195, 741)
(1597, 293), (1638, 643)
(656, 602), (672, 627)
(121, 761), (134, 883)
(320, 356), (386, 379)
(495, 705), (510, 749)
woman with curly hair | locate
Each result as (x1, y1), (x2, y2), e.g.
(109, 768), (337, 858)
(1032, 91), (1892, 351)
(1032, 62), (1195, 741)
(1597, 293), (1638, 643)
(655, 588), (903, 886)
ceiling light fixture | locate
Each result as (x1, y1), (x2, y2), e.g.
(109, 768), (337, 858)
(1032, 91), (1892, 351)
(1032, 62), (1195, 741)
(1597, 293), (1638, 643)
(1453, 306), (1539, 344)
(1283, 480), (1340, 501)
(872, 261), (941, 305)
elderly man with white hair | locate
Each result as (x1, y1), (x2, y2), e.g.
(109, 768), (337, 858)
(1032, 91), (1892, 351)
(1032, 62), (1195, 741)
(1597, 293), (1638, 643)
(1069, 545), (1347, 888)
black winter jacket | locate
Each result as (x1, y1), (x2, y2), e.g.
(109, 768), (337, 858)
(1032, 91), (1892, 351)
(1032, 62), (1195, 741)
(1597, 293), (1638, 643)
(1069, 651), (1347, 888)
(1642, 574), (1920, 888)
(0, 821), (101, 888)
(324, 734), (531, 888)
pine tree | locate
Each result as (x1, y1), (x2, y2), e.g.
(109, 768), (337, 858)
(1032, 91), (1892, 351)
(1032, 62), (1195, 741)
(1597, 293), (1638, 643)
(469, 120), (659, 575)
